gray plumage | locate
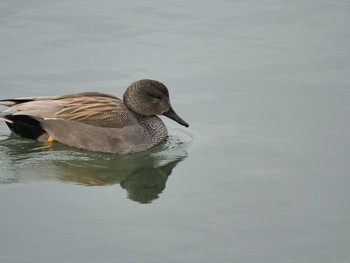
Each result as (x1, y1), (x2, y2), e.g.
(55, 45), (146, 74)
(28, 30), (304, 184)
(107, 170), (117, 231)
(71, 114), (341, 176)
(0, 79), (189, 154)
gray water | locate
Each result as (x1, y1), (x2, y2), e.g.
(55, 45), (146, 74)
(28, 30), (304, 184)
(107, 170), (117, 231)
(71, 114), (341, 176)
(1, 1), (350, 262)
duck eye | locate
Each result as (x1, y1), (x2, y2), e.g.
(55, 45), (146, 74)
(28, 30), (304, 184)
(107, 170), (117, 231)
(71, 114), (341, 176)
(146, 91), (161, 100)
(150, 93), (162, 100)
(152, 97), (161, 104)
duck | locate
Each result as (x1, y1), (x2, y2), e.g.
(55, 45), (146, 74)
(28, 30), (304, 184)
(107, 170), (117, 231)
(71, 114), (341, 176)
(0, 79), (189, 154)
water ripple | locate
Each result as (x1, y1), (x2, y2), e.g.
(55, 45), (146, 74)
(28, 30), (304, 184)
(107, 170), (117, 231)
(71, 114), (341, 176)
(0, 128), (192, 203)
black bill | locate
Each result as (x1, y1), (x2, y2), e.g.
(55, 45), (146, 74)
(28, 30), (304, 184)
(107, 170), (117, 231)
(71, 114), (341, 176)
(163, 106), (189, 127)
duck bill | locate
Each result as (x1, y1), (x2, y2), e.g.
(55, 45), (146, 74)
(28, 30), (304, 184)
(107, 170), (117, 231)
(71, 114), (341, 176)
(163, 106), (189, 127)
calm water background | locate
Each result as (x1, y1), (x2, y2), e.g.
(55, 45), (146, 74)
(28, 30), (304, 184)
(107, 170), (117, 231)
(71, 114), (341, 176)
(1, 0), (350, 262)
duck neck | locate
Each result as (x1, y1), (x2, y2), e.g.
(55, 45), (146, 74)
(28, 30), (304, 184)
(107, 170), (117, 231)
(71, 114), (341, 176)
(139, 116), (168, 146)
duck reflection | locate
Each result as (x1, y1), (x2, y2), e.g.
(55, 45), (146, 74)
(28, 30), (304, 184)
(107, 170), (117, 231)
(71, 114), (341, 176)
(55, 153), (183, 203)
(0, 133), (189, 203)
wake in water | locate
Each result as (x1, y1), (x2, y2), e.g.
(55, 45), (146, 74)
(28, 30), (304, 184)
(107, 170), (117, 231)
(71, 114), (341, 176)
(0, 127), (194, 203)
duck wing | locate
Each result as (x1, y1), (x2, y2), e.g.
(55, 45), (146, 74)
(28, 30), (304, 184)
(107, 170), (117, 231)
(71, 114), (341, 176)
(0, 92), (137, 128)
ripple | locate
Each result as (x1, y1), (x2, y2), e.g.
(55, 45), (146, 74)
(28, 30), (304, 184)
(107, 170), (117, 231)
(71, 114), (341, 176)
(0, 129), (193, 203)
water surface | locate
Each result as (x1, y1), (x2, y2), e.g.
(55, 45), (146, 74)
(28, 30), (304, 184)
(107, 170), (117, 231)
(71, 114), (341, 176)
(1, 0), (350, 262)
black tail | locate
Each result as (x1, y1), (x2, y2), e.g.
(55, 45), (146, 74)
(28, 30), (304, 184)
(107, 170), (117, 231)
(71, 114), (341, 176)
(4, 115), (46, 140)
(0, 99), (33, 107)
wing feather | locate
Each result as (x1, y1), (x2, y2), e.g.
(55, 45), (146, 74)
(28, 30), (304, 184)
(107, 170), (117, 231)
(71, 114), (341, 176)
(1, 92), (137, 128)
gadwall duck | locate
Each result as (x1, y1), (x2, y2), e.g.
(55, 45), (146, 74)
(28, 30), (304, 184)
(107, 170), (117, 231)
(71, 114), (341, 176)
(0, 79), (189, 153)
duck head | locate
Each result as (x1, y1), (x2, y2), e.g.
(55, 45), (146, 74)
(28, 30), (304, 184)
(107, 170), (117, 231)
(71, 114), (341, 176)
(123, 79), (189, 127)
